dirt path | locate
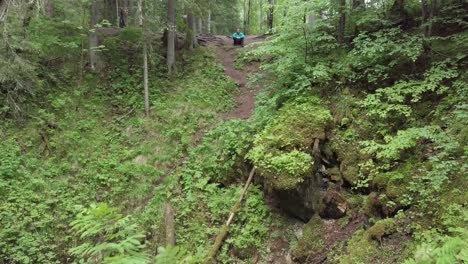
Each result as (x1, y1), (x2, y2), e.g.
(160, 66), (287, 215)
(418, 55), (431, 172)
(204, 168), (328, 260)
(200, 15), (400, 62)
(207, 35), (265, 119)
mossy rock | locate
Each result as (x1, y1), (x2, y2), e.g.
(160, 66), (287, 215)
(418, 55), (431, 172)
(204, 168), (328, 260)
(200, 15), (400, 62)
(373, 160), (416, 207)
(259, 96), (333, 148)
(294, 215), (325, 259)
(330, 130), (363, 185)
(248, 96), (332, 190)
(341, 228), (409, 264)
(327, 167), (342, 182)
(366, 218), (397, 242)
(343, 192), (365, 216)
(340, 230), (380, 264)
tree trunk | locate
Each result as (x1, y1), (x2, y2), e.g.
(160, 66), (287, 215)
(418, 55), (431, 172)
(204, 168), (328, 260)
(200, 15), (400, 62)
(104, 0), (117, 25)
(247, 0), (252, 34)
(259, 0), (263, 32)
(0, 0), (8, 23)
(89, 0), (100, 71)
(43, 0), (55, 17)
(197, 17), (202, 34)
(185, 11), (197, 49)
(388, 0), (409, 28)
(167, 0), (176, 74)
(337, 0), (346, 43)
(128, 0), (134, 25)
(137, 0), (143, 26)
(192, 13), (198, 47)
(143, 40), (149, 116)
(352, 0), (364, 9)
(116, 0), (119, 26)
(207, 10), (211, 33)
(421, 0), (436, 37)
(164, 204), (176, 246)
(140, 0), (149, 116)
(243, 0), (247, 32)
(267, 0), (274, 32)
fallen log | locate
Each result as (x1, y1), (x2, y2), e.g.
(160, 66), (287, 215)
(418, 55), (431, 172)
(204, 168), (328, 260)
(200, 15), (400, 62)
(205, 167), (256, 263)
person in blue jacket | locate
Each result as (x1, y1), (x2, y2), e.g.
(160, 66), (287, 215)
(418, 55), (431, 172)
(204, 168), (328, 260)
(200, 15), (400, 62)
(232, 27), (245, 46)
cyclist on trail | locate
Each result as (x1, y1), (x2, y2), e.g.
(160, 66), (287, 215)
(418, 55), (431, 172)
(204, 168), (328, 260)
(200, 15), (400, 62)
(232, 27), (245, 47)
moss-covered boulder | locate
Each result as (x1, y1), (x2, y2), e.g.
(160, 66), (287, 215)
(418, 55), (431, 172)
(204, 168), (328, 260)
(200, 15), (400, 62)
(293, 215), (326, 260)
(248, 96), (332, 190)
(367, 218), (397, 242)
(373, 160), (416, 208)
(329, 129), (364, 186)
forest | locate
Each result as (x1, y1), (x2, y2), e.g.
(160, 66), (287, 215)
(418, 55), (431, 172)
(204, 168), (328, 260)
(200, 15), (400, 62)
(0, 0), (466, 263)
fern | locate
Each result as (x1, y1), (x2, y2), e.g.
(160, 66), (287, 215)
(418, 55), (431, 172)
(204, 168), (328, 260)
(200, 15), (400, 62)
(69, 203), (148, 263)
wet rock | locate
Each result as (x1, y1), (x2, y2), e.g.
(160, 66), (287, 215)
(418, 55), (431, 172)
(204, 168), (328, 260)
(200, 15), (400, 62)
(319, 188), (348, 219)
(272, 173), (322, 222)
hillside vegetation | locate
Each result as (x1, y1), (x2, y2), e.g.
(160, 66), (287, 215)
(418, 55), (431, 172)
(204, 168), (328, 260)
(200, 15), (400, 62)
(0, 0), (467, 263)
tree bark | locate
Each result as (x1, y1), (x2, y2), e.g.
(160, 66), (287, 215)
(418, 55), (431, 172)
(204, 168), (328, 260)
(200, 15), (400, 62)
(143, 41), (149, 116)
(247, 0), (252, 34)
(167, 0), (176, 74)
(192, 13), (198, 47)
(259, 0), (263, 32)
(337, 0), (346, 43)
(206, 168), (256, 263)
(243, 0), (247, 31)
(267, 0), (274, 32)
(0, 0), (8, 23)
(388, 0), (409, 28)
(104, 0), (117, 25)
(89, 0), (100, 71)
(43, 0), (55, 17)
(185, 11), (197, 49)
(164, 204), (176, 246)
(137, 0), (143, 26)
(207, 10), (211, 33)
(141, 0), (149, 116)
(197, 17), (202, 34)
(128, 0), (135, 25)
(421, 0), (436, 37)
(352, 0), (365, 10)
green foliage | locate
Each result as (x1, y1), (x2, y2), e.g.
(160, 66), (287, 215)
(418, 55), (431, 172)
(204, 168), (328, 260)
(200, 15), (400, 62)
(155, 246), (200, 264)
(405, 229), (468, 264)
(349, 29), (424, 83)
(69, 203), (148, 263)
(361, 61), (459, 119)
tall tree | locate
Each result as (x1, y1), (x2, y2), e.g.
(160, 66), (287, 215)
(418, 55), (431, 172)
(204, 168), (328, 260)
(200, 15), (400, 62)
(207, 10), (211, 33)
(139, 0), (149, 116)
(167, 0), (176, 74)
(89, 0), (100, 71)
(259, 0), (264, 32)
(421, 0), (437, 37)
(185, 10), (197, 49)
(198, 17), (203, 34)
(337, 0), (346, 43)
(267, 0), (274, 32)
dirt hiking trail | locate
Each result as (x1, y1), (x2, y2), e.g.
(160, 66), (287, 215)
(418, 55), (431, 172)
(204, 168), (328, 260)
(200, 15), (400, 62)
(202, 35), (265, 119)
